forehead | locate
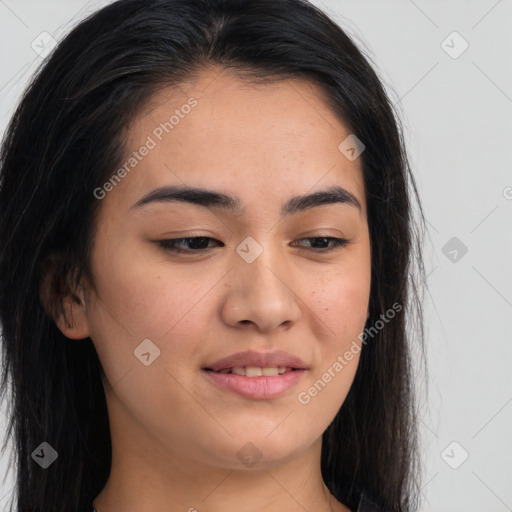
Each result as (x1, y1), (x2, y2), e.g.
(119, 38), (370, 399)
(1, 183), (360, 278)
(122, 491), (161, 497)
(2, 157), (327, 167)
(105, 67), (367, 217)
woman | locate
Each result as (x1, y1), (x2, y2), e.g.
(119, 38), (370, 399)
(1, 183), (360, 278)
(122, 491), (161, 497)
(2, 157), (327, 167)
(0, 0), (427, 511)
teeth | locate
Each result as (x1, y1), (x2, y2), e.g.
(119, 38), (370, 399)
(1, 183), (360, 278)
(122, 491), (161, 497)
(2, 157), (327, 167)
(222, 366), (290, 376)
(245, 366), (263, 377)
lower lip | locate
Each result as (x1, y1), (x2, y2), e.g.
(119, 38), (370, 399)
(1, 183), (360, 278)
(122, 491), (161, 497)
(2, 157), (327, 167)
(201, 369), (307, 399)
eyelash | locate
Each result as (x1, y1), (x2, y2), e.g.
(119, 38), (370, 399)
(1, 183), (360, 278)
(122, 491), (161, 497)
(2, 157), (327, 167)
(157, 236), (351, 254)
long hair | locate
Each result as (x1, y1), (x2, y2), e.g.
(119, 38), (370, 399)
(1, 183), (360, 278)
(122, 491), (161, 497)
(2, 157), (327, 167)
(0, 1), (427, 510)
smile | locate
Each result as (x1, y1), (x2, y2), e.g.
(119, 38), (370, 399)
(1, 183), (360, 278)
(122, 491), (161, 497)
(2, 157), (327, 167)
(201, 368), (307, 399)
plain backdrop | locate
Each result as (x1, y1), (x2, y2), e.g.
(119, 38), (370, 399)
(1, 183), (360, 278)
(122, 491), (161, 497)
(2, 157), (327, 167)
(1, 1), (511, 511)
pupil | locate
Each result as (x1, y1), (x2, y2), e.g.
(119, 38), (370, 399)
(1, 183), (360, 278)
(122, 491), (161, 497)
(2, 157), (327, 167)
(189, 237), (209, 249)
(312, 237), (328, 248)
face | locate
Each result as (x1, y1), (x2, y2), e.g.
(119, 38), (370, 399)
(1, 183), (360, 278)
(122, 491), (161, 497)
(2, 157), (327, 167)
(69, 67), (371, 471)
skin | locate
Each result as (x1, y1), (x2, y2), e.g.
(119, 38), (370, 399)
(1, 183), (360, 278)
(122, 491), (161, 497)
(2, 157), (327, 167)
(52, 67), (371, 512)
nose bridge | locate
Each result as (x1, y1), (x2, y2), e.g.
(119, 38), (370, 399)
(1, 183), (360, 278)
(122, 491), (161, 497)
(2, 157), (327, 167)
(222, 234), (301, 331)
(237, 234), (289, 298)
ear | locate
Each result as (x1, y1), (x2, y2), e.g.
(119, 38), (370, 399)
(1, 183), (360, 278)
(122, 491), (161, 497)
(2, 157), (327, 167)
(39, 253), (91, 340)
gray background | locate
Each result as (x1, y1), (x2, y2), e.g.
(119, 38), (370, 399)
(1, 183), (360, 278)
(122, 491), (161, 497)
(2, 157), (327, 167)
(1, 1), (511, 511)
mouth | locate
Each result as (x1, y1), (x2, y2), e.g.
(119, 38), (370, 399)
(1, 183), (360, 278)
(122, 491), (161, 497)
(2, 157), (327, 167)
(201, 350), (308, 399)
(201, 366), (307, 399)
(202, 366), (299, 376)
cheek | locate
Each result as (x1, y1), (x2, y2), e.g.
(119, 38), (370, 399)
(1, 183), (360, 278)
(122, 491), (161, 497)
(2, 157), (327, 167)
(295, 272), (369, 424)
(89, 237), (212, 341)
(86, 239), (229, 413)
(307, 263), (371, 344)
(86, 244), (211, 420)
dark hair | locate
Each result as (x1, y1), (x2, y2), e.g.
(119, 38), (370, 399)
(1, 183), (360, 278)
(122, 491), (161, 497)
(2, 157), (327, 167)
(0, 0), (427, 510)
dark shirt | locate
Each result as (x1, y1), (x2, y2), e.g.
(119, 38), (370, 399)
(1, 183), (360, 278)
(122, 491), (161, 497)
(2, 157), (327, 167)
(92, 489), (384, 512)
(355, 488), (384, 511)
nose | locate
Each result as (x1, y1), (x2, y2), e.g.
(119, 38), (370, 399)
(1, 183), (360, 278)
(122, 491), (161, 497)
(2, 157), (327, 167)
(220, 241), (302, 333)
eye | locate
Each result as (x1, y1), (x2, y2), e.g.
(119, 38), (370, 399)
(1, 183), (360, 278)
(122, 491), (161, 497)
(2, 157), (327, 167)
(291, 237), (351, 252)
(157, 236), (351, 254)
(157, 236), (223, 253)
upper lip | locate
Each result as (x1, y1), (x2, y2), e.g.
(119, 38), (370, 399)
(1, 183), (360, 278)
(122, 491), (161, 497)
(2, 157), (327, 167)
(203, 350), (308, 372)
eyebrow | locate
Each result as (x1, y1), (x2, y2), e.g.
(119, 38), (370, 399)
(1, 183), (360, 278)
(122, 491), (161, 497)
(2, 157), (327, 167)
(130, 184), (362, 216)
